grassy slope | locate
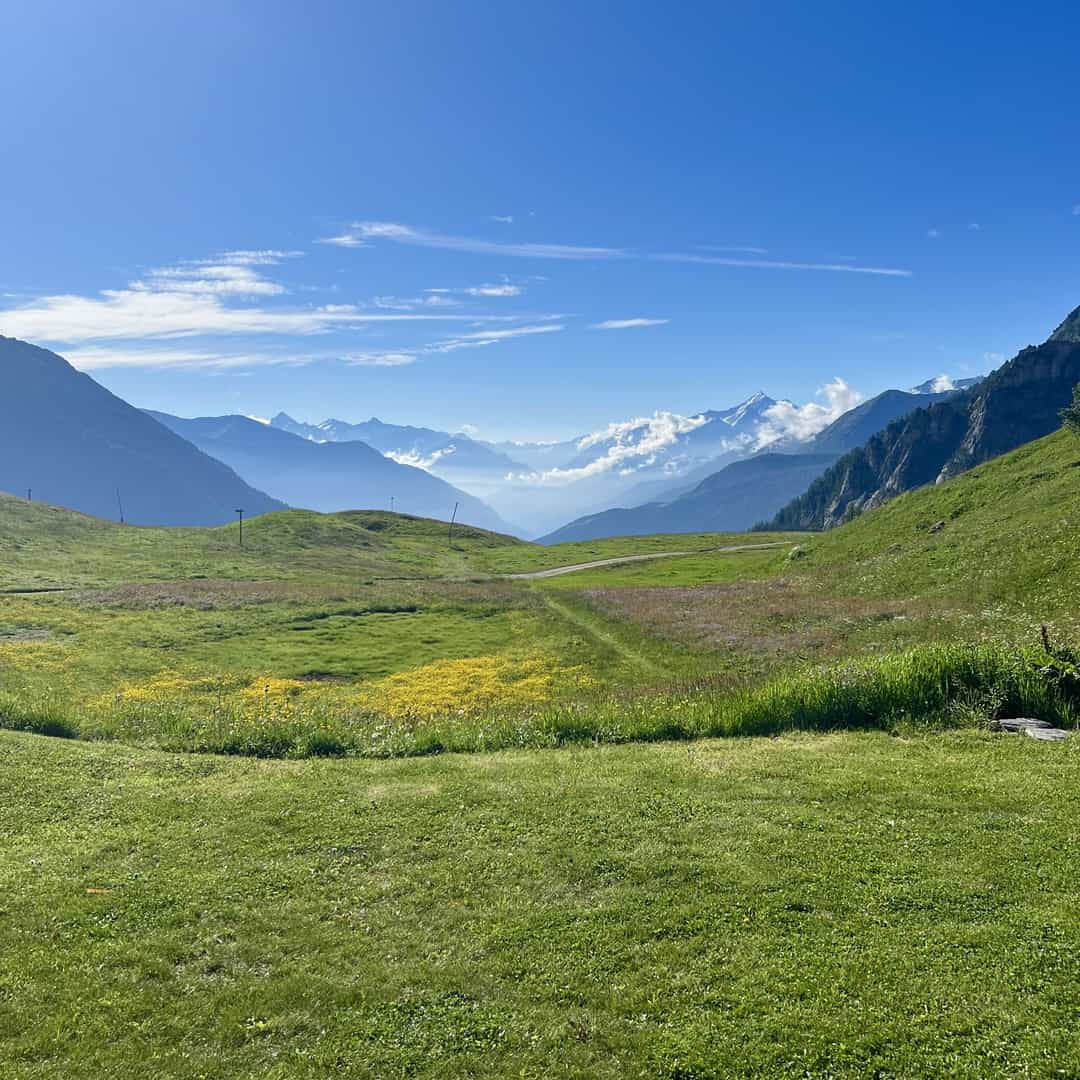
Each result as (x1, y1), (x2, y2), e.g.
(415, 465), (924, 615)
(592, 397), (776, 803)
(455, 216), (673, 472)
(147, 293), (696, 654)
(3, 499), (797, 754)
(3, 729), (1080, 1079)
(0, 498), (526, 590)
(797, 429), (1080, 632)
(0, 492), (797, 586)
(5, 438), (1080, 1076)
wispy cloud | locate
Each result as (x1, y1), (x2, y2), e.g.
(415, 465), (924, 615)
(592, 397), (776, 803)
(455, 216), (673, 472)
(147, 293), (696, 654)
(753, 378), (863, 447)
(927, 228), (941, 239)
(465, 284), (522, 297)
(203, 250), (305, 266)
(424, 283), (523, 299)
(385, 446), (456, 469)
(0, 250), (528, 343)
(653, 253), (912, 277)
(321, 221), (625, 260)
(591, 318), (669, 330)
(319, 234), (369, 248)
(699, 244), (769, 255)
(369, 294), (463, 311)
(341, 324), (564, 366)
(61, 346), (316, 371)
(343, 352), (418, 367)
(327, 221), (914, 277)
(491, 215), (514, 224)
(428, 324), (563, 353)
(1073, 204), (1080, 216)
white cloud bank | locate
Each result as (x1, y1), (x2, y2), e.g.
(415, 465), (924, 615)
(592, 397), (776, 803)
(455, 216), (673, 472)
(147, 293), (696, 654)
(385, 446), (457, 470)
(512, 411), (709, 486)
(754, 378), (863, 447)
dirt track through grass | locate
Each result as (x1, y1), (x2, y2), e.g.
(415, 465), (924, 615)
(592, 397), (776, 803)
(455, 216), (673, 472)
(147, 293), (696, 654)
(507, 541), (791, 580)
(542, 593), (666, 677)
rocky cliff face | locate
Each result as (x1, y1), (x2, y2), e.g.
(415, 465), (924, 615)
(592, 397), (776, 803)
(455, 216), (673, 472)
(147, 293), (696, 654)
(767, 307), (1080, 530)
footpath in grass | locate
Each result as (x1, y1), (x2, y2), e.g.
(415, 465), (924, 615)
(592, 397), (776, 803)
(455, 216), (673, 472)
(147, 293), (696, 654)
(2, 729), (1080, 1079)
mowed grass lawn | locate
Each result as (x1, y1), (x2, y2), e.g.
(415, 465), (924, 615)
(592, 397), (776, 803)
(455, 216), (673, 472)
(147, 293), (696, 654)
(3, 729), (1080, 1079)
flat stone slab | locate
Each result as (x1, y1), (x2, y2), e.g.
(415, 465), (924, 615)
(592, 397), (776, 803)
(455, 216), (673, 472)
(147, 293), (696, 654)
(993, 718), (1070, 742)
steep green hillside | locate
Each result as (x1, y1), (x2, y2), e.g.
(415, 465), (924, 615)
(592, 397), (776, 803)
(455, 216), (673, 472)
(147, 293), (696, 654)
(797, 429), (1080, 624)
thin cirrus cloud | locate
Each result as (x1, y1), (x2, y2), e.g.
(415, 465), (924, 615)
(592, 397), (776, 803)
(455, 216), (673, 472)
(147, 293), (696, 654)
(61, 346), (318, 372)
(344, 324), (565, 366)
(63, 325), (566, 373)
(328, 221), (913, 277)
(342, 352), (418, 368)
(427, 324), (564, 353)
(424, 283), (524, 299)
(651, 253), (913, 277)
(591, 318), (669, 330)
(321, 222), (626, 260)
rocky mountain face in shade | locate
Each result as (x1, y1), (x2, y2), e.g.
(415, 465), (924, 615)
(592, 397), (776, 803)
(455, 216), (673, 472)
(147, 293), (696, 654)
(766, 306), (1080, 530)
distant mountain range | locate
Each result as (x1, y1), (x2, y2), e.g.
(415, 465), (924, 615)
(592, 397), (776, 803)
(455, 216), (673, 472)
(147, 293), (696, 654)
(538, 385), (964, 542)
(0, 327), (1015, 542)
(148, 412), (511, 532)
(766, 306), (1080, 530)
(0, 336), (283, 526)
(270, 413), (527, 478)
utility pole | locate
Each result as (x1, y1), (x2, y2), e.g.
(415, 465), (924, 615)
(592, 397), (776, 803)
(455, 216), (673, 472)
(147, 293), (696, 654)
(390, 495), (395, 514)
(448, 501), (459, 547)
(116, 488), (125, 525)
(235, 508), (244, 547)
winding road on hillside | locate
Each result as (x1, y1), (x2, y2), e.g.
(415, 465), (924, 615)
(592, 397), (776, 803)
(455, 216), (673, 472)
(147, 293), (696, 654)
(506, 541), (791, 580)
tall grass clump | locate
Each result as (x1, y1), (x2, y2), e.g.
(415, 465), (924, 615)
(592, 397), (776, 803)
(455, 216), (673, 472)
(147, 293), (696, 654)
(706, 641), (1079, 738)
(0, 690), (77, 739)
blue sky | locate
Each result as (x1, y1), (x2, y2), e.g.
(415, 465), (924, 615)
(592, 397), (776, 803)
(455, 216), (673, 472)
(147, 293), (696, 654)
(2, 0), (1079, 441)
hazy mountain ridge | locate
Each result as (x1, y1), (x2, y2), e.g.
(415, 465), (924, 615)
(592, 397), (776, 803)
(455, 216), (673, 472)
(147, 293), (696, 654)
(766, 306), (1080, 530)
(271, 412), (527, 475)
(540, 452), (837, 543)
(0, 336), (284, 526)
(148, 412), (510, 532)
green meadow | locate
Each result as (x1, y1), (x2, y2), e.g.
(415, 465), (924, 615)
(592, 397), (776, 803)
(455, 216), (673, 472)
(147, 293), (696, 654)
(5, 429), (1080, 1075)
(3, 730), (1080, 1079)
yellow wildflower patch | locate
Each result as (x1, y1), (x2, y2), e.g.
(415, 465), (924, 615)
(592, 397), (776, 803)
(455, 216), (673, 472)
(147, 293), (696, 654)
(0, 640), (69, 675)
(239, 676), (311, 703)
(100, 669), (246, 706)
(353, 654), (594, 720)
